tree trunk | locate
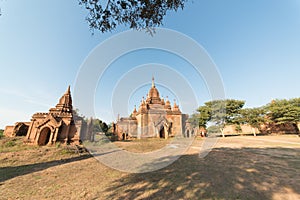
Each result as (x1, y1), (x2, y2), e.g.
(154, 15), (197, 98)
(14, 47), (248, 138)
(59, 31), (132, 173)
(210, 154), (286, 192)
(252, 127), (256, 136)
(220, 128), (225, 137)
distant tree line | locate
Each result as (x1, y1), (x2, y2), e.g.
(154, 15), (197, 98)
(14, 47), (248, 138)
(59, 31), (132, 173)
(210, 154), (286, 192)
(189, 98), (300, 134)
(73, 109), (109, 134)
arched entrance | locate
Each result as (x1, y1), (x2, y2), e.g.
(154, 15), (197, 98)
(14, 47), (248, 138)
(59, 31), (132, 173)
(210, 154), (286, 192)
(38, 127), (51, 146)
(159, 126), (165, 138)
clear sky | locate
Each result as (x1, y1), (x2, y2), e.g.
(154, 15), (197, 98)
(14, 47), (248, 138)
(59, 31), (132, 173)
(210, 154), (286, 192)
(0, 0), (299, 129)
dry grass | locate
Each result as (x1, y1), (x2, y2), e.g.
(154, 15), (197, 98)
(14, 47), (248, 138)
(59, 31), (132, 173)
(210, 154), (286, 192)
(0, 135), (300, 199)
(113, 137), (171, 153)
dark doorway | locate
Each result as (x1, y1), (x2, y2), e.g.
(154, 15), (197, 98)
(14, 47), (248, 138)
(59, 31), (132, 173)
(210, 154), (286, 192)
(15, 123), (29, 136)
(186, 130), (190, 138)
(159, 126), (165, 138)
(38, 127), (51, 146)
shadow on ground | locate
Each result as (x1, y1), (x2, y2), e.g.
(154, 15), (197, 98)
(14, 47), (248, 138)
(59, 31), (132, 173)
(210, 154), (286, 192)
(0, 154), (92, 182)
(104, 147), (300, 200)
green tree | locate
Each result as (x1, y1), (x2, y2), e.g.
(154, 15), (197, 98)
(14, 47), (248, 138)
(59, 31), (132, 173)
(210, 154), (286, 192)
(79, 0), (187, 33)
(223, 99), (245, 124)
(196, 105), (211, 128)
(93, 119), (109, 133)
(188, 113), (200, 128)
(237, 107), (266, 136)
(266, 98), (300, 124)
(198, 99), (245, 127)
(266, 98), (300, 133)
(238, 107), (266, 128)
(196, 99), (245, 136)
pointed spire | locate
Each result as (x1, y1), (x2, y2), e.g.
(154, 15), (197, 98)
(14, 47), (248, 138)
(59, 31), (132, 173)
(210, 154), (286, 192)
(172, 99), (180, 112)
(165, 96), (171, 109)
(132, 105), (137, 117)
(161, 97), (165, 105)
(51, 85), (73, 113)
(173, 99), (178, 109)
(65, 85), (71, 94)
(152, 75), (155, 88)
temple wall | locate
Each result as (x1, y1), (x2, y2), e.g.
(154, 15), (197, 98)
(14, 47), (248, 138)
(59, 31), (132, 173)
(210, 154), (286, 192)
(128, 121), (137, 137)
(4, 86), (82, 146)
(25, 121), (39, 143)
(116, 119), (138, 138)
(222, 124), (259, 135)
(221, 123), (299, 135)
(4, 126), (14, 137)
(57, 123), (70, 141)
(260, 123), (299, 134)
(168, 114), (182, 136)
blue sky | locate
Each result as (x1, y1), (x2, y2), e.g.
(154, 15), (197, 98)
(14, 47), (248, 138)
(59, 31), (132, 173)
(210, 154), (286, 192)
(0, 0), (300, 128)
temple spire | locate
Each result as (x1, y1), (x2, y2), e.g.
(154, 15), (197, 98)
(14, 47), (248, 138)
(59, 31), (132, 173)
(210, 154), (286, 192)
(51, 85), (73, 113)
(66, 85), (71, 94)
(152, 75), (155, 88)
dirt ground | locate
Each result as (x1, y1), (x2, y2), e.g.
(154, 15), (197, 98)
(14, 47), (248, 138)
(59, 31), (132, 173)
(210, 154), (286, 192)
(0, 135), (299, 200)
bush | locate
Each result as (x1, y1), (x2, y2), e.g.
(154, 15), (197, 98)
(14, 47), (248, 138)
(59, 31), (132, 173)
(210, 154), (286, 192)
(0, 129), (4, 138)
(4, 140), (16, 147)
(55, 142), (61, 148)
(235, 124), (242, 133)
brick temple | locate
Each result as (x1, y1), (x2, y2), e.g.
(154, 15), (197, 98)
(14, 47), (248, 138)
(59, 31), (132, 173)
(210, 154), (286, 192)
(113, 77), (189, 140)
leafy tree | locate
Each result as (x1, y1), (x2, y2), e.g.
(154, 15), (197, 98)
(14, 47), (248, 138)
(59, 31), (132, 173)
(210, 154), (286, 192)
(196, 105), (211, 128)
(100, 121), (109, 133)
(235, 107), (267, 136)
(266, 98), (300, 125)
(238, 107), (266, 128)
(197, 99), (245, 127)
(196, 99), (245, 137)
(79, 0), (187, 33)
(265, 98), (300, 134)
(199, 100), (225, 127)
(223, 99), (245, 124)
(93, 119), (109, 133)
(188, 113), (200, 128)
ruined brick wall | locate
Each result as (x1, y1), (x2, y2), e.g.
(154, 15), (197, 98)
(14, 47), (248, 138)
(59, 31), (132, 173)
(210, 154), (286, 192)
(168, 114), (182, 136)
(4, 126), (14, 137)
(222, 124), (259, 135)
(222, 123), (299, 135)
(4, 122), (30, 137)
(260, 123), (299, 134)
(222, 125), (237, 135)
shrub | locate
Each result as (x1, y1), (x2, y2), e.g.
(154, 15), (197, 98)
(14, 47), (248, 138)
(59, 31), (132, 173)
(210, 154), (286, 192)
(55, 142), (61, 148)
(0, 129), (4, 138)
(235, 124), (242, 133)
(4, 140), (16, 147)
